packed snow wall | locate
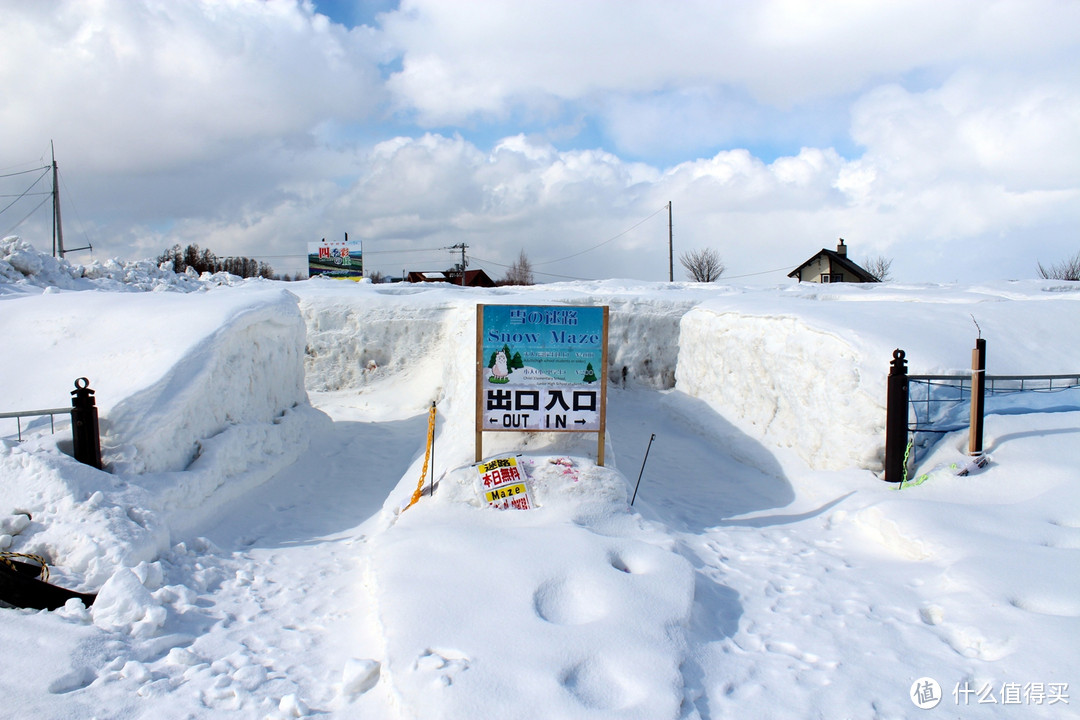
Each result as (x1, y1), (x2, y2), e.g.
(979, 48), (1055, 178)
(1, 284), (315, 574)
(675, 306), (886, 471)
(103, 288), (309, 474)
(674, 282), (1080, 472)
(294, 282), (697, 401)
(297, 285), (461, 394)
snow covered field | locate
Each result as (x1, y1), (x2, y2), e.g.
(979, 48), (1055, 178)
(2, 237), (1079, 719)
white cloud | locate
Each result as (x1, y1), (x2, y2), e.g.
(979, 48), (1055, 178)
(71, 124), (1080, 284)
(0, 0), (386, 174)
(2, 0), (1079, 285)
(380, 0), (1080, 121)
(852, 72), (1080, 190)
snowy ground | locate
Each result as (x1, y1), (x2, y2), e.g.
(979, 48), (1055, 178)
(2, 237), (1079, 719)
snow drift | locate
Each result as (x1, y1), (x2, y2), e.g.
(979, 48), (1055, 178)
(3, 239), (1080, 719)
(676, 282), (1080, 470)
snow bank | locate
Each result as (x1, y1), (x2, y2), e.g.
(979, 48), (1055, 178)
(103, 288), (309, 474)
(5, 238), (1080, 719)
(0, 235), (250, 295)
(1, 284), (309, 474)
(369, 455), (695, 720)
(289, 279), (707, 491)
(676, 281), (1080, 470)
(10, 232), (1076, 479)
(1, 251), (319, 590)
(293, 277), (1080, 474)
(296, 282), (467, 412)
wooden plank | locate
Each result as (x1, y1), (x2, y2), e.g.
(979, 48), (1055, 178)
(475, 304), (484, 463)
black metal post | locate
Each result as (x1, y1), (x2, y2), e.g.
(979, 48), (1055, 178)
(885, 349), (909, 483)
(70, 377), (102, 470)
(969, 338), (986, 456)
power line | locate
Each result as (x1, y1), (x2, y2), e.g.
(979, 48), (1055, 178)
(0, 165), (49, 179)
(470, 254), (595, 282)
(719, 265), (796, 280)
(477, 250), (795, 284)
(533, 204), (669, 266)
(2, 194), (52, 236)
(0, 168), (50, 218)
(365, 247), (447, 255)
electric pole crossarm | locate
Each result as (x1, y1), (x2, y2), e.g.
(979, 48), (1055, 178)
(448, 243), (469, 286)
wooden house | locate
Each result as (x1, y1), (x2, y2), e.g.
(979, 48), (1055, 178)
(788, 239), (878, 283)
(406, 269), (497, 287)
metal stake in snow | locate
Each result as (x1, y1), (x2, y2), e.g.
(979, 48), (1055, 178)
(630, 433), (655, 506)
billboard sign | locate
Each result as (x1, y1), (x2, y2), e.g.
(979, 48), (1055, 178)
(308, 235), (363, 280)
(475, 304), (609, 463)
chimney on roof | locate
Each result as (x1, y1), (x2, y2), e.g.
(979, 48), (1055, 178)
(837, 238), (847, 256)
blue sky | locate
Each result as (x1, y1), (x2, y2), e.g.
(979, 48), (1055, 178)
(313, 0), (397, 29)
(1, 1), (1078, 283)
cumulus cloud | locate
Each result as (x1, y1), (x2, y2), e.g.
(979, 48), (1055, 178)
(851, 72), (1080, 190)
(380, 1), (1080, 122)
(1, 0), (1078, 285)
(80, 124), (1080, 284)
(0, 0), (386, 173)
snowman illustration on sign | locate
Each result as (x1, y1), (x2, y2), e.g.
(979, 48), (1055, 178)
(490, 350), (510, 383)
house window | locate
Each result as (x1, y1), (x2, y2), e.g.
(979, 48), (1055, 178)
(820, 273), (844, 283)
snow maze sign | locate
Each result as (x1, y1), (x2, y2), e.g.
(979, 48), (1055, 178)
(475, 304), (609, 464)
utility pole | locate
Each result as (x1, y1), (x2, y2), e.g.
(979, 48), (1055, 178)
(52, 140), (65, 259)
(48, 141), (90, 258)
(449, 243), (468, 286)
(667, 201), (673, 282)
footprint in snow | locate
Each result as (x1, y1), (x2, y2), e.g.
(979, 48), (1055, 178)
(414, 648), (470, 687)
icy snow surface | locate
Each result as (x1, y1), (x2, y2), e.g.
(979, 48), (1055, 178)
(1, 238), (1078, 718)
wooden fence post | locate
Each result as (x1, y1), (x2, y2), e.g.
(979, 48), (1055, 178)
(969, 338), (986, 456)
(885, 349), (909, 483)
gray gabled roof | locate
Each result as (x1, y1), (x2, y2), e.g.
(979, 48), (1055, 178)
(788, 248), (879, 282)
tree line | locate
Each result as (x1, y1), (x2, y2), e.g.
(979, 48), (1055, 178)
(157, 243), (275, 280)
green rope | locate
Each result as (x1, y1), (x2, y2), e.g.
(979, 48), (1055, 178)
(898, 436), (914, 490)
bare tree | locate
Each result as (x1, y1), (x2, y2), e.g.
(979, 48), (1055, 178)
(157, 243), (274, 279)
(862, 255), (893, 282)
(366, 270), (386, 284)
(679, 248), (725, 282)
(1037, 251), (1080, 281)
(502, 249), (535, 285)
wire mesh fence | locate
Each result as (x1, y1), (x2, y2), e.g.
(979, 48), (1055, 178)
(906, 373), (1080, 467)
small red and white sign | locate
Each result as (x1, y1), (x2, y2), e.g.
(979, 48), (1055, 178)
(476, 455), (534, 510)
